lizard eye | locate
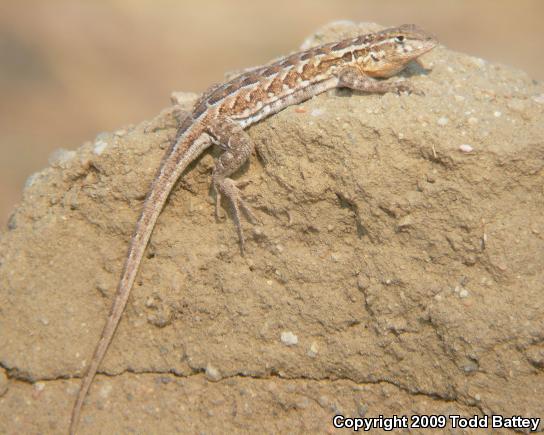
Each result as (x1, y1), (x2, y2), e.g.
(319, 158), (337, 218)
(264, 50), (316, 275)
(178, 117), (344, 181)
(370, 53), (379, 62)
(395, 35), (405, 43)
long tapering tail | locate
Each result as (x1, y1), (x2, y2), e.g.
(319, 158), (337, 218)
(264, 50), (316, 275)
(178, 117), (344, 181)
(69, 130), (211, 434)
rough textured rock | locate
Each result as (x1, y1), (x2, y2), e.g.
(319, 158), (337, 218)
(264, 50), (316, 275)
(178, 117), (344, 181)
(1, 22), (543, 434)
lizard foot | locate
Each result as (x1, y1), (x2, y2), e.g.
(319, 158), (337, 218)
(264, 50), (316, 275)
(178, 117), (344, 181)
(390, 80), (424, 96)
(215, 178), (257, 255)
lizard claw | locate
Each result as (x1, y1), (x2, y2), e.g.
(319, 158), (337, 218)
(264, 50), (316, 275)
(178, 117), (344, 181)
(392, 81), (424, 96)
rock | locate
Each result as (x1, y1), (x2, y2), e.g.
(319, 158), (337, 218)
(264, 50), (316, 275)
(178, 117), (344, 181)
(0, 22), (543, 434)
(280, 331), (299, 346)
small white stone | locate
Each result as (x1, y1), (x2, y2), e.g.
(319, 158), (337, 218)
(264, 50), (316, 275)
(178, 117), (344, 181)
(493, 111), (502, 117)
(532, 94), (544, 104)
(34, 382), (45, 392)
(205, 363), (222, 382)
(310, 108), (324, 117)
(93, 140), (108, 156)
(307, 341), (319, 358)
(459, 144), (473, 153)
(437, 117), (449, 126)
(25, 172), (41, 188)
(48, 148), (76, 166)
(281, 331), (298, 346)
(459, 289), (469, 298)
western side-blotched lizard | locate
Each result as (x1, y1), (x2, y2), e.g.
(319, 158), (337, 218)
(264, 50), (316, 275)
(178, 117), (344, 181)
(69, 24), (437, 434)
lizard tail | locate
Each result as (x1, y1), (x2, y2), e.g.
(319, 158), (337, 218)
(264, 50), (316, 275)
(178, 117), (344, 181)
(69, 130), (211, 434)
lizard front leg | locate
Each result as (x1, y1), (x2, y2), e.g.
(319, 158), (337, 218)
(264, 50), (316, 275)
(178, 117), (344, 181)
(336, 66), (417, 95)
(207, 117), (257, 254)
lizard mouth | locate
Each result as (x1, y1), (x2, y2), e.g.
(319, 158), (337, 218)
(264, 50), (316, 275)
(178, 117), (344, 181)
(421, 37), (439, 53)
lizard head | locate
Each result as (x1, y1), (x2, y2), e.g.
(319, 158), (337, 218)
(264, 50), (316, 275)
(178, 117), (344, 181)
(360, 24), (438, 78)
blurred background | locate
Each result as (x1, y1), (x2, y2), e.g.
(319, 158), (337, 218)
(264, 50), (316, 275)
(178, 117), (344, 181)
(1, 0), (543, 226)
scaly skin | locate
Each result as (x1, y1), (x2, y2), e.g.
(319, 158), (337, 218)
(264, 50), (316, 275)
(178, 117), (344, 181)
(69, 24), (437, 434)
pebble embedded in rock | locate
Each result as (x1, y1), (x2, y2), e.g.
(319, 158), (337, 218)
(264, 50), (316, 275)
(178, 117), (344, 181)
(205, 363), (222, 382)
(93, 140), (108, 156)
(307, 341), (319, 357)
(48, 148), (76, 167)
(281, 331), (298, 346)
(459, 144), (473, 153)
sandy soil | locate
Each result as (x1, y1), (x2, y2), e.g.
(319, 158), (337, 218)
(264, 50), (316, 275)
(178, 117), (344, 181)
(1, 22), (543, 434)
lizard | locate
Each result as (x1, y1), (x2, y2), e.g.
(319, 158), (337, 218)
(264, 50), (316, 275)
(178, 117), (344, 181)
(69, 24), (437, 434)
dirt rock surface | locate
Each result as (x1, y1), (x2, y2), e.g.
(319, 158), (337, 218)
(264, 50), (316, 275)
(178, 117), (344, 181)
(1, 22), (543, 434)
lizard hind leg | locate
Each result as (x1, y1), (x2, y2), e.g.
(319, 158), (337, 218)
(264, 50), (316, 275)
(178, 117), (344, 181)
(208, 118), (257, 254)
